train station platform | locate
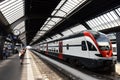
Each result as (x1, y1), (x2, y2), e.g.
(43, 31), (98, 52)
(116, 62), (120, 75)
(0, 49), (120, 80)
(0, 49), (42, 80)
(0, 49), (66, 80)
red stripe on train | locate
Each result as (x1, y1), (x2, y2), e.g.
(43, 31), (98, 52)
(58, 41), (63, 59)
(45, 43), (48, 55)
(83, 31), (112, 57)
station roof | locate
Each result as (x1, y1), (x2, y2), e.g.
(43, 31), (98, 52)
(0, 0), (120, 45)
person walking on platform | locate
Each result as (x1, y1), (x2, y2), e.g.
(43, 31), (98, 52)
(19, 48), (26, 65)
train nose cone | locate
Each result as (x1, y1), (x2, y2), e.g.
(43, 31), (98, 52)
(101, 50), (110, 57)
(101, 50), (112, 57)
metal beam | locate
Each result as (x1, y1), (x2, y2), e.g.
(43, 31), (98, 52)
(28, 14), (66, 19)
(0, 11), (9, 26)
(100, 26), (120, 34)
(0, 10), (10, 35)
(81, 21), (91, 30)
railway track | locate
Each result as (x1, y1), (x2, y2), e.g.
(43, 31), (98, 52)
(30, 50), (71, 80)
(31, 50), (120, 80)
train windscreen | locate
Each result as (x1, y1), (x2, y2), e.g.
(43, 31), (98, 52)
(96, 32), (111, 50)
(85, 30), (111, 51)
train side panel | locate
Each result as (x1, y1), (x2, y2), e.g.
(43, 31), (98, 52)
(48, 41), (59, 57)
(62, 36), (90, 58)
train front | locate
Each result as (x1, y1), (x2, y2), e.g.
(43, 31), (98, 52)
(94, 32), (116, 71)
(95, 32), (113, 57)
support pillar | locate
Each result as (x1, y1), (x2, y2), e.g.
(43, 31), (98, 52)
(116, 32), (120, 62)
(0, 36), (5, 59)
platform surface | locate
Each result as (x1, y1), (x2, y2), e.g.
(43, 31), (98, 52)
(0, 50), (120, 80)
(0, 50), (41, 80)
(0, 54), (23, 80)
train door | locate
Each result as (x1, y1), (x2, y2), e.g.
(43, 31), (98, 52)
(81, 40), (90, 58)
(58, 41), (63, 59)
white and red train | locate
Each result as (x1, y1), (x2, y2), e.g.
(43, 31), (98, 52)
(38, 30), (116, 71)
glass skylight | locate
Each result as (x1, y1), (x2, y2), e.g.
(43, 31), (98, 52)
(0, 0), (24, 24)
(42, 27), (49, 31)
(61, 24), (86, 36)
(34, 36), (40, 39)
(46, 38), (52, 42)
(62, 29), (73, 36)
(51, 34), (63, 40)
(52, 0), (87, 17)
(115, 8), (120, 16)
(32, 0), (87, 43)
(86, 9), (120, 31)
(19, 32), (26, 40)
(21, 38), (26, 44)
(70, 24), (87, 33)
(55, 34), (62, 38)
(51, 36), (58, 40)
(35, 31), (46, 38)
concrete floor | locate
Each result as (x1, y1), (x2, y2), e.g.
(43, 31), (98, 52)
(0, 54), (24, 80)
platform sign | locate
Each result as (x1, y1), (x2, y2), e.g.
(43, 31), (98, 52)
(8, 34), (13, 40)
(13, 36), (17, 40)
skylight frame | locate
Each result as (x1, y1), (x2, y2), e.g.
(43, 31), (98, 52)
(0, 0), (24, 24)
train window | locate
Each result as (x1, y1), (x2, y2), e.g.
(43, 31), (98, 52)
(56, 50), (58, 53)
(87, 41), (97, 51)
(82, 41), (87, 50)
(54, 49), (55, 52)
(99, 46), (110, 50)
(66, 44), (69, 50)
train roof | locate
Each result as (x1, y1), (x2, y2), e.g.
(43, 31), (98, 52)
(39, 30), (103, 44)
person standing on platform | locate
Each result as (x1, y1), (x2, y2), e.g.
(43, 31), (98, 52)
(19, 48), (26, 64)
(2, 47), (9, 59)
(14, 48), (18, 54)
